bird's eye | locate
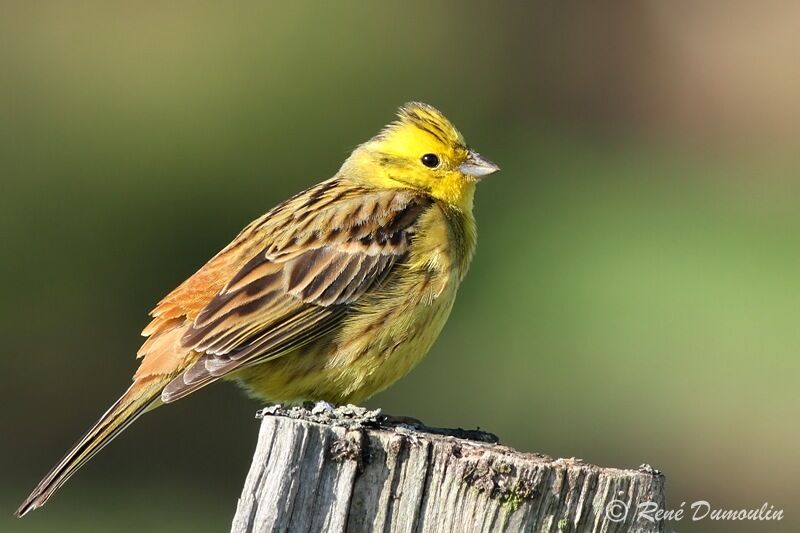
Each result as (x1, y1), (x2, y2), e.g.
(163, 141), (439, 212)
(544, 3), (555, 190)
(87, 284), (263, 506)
(421, 153), (440, 168)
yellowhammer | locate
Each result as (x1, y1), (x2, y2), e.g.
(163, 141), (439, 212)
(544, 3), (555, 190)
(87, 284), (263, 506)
(17, 102), (499, 516)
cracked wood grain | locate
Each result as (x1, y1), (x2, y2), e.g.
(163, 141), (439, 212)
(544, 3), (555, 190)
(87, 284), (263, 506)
(231, 405), (665, 533)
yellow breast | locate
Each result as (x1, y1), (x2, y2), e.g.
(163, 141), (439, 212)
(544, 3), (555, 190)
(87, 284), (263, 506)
(233, 201), (475, 404)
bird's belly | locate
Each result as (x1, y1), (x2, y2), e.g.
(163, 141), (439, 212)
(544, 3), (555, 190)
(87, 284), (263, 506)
(232, 282), (458, 405)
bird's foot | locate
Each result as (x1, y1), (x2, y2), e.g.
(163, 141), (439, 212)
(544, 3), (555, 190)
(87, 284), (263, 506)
(310, 400), (336, 414)
(378, 414), (426, 427)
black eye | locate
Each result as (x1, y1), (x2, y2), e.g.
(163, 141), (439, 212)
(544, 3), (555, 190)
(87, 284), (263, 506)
(421, 153), (440, 168)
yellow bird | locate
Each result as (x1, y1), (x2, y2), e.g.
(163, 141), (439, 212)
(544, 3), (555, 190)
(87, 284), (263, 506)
(17, 102), (499, 516)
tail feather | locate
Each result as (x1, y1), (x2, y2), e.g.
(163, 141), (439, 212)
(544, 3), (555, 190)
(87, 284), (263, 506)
(16, 377), (167, 517)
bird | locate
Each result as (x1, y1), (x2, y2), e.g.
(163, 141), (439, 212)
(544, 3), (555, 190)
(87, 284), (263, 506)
(16, 101), (499, 517)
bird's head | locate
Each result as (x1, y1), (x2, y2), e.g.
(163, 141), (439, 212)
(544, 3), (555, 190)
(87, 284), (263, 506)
(345, 102), (499, 210)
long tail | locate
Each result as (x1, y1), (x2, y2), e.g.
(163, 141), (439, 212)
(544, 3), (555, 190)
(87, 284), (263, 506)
(16, 376), (168, 517)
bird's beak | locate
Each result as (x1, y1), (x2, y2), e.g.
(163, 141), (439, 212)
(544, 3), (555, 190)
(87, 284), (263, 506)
(459, 150), (500, 178)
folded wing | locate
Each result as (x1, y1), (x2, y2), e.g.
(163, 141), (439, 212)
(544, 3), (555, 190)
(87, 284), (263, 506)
(160, 182), (430, 402)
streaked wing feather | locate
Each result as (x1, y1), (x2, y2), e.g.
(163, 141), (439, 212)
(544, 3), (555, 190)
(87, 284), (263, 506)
(161, 184), (431, 403)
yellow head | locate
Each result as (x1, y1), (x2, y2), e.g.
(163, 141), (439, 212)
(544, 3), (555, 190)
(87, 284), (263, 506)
(344, 102), (499, 210)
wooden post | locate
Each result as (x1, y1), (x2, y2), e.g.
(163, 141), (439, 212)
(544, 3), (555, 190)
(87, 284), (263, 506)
(231, 405), (665, 533)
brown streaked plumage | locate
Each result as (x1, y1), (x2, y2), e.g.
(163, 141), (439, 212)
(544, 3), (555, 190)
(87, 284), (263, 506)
(17, 102), (499, 516)
(160, 185), (429, 402)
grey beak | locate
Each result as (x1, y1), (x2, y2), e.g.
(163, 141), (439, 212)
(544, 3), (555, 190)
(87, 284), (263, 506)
(459, 150), (500, 178)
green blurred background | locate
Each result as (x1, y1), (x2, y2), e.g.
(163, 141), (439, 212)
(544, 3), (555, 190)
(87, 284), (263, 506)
(2, 2), (798, 532)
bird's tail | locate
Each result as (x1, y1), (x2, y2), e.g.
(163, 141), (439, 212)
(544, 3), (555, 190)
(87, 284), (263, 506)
(16, 376), (167, 517)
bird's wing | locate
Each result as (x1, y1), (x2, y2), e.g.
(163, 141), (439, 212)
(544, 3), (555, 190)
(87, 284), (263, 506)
(157, 181), (431, 402)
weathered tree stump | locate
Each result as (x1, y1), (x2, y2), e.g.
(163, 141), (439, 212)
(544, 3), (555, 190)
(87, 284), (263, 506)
(231, 405), (665, 533)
